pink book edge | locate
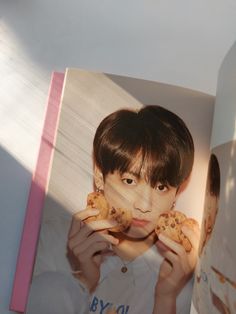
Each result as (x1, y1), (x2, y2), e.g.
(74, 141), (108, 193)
(9, 72), (65, 313)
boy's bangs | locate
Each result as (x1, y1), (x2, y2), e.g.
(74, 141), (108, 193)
(142, 146), (183, 188)
(143, 149), (183, 188)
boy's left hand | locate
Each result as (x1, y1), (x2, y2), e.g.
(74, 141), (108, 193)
(155, 222), (200, 299)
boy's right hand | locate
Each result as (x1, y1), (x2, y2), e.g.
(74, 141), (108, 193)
(67, 208), (119, 292)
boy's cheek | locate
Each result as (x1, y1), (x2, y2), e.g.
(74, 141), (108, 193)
(104, 183), (133, 205)
(153, 196), (176, 213)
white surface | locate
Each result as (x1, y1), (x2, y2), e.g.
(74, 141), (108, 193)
(0, 1), (236, 313)
(1, 0), (236, 95)
(211, 41), (236, 149)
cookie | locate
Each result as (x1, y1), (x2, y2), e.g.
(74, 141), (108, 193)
(108, 207), (132, 232)
(155, 210), (187, 243)
(84, 192), (132, 232)
(85, 192), (109, 222)
(155, 210), (198, 252)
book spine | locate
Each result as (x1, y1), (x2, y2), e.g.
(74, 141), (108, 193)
(9, 72), (64, 313)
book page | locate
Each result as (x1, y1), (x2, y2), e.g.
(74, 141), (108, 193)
(192, 41), (236, 314)
(24, 68), (214, 314)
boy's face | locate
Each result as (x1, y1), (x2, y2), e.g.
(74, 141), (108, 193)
(98, 161), (178, 239)
(199, 174), (219, 255)
(204, 178), (219, 235)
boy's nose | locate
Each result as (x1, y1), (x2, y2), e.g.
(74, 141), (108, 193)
(133, 186), (152, 213)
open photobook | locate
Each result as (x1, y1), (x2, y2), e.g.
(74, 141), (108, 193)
(10, 55), (236, 313)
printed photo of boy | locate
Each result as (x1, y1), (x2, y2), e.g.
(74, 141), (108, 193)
(25, 69), (214, 314)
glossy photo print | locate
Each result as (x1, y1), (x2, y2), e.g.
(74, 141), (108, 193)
(193, 141), (236, 314)
(25, 68), (214, 314)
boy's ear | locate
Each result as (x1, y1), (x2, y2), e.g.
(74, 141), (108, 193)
(94, 164), (104, 190)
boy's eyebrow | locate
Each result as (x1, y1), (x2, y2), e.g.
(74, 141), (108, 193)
(121, 170), (141, 178)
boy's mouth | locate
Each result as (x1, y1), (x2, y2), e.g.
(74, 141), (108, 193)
(131, 218), (150, 227)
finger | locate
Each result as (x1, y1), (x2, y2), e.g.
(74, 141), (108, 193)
(87, 219), (118, 230)
(158, 233), (186, 257)
(156, 240), (170, 252)
(158, 233), (197, 276)
(160, 250), (180, 267)
(159, 259), (173, 279)
(70, 232), (119, 252)
(99, 229), (110, 236)
(74, 208), (101, 221)
(68, 220), (118, 252)
(81, 219), (118, 237)
(78, 242), (110, 263)
(181, 225), (200, 252)
(70, 218), (118, 242)
(69, 208), (100, 237)
(160, 250), (193, 280)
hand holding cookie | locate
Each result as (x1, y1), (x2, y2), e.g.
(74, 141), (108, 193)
(67, 192), (120, 292)
(155, 210), (200, 300)
(155, 210), (199, 252)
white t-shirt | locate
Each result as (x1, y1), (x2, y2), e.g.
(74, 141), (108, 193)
(26, 252), (193, 314)
(89, 245), (193, 314)
(30, 215), (193, 314)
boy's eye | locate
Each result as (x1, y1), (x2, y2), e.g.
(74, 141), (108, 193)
(122, 178), (136, 185)
(156, 184), (168, 192)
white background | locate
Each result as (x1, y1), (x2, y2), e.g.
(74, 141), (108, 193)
(1, 1), (236, 313)
(211, 41), (236, 148)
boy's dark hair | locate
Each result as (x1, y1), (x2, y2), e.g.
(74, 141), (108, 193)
(208, 154), (220, 197)
(93, 105), (194, 188)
